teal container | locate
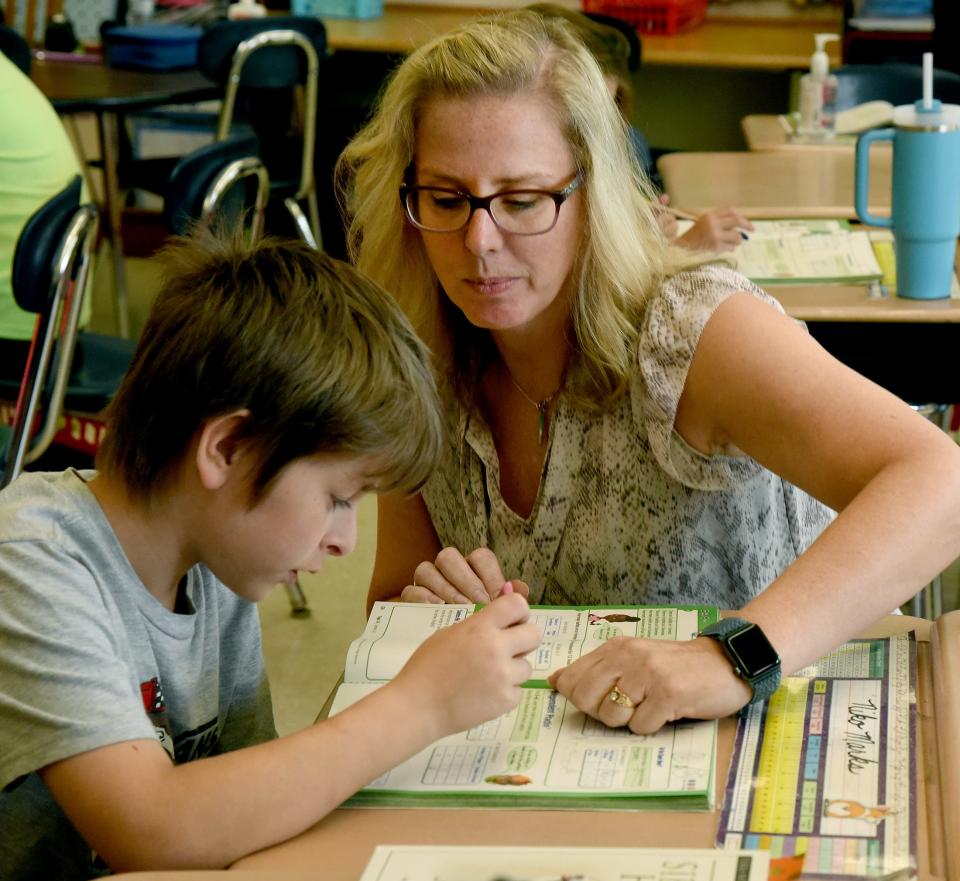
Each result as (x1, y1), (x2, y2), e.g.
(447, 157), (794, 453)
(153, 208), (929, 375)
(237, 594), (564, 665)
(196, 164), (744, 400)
(855, 98), (960, 300)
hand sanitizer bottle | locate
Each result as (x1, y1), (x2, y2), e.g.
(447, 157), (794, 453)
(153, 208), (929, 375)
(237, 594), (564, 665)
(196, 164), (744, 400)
(227, 0), (268, 19)
(798, 33), (840, 140)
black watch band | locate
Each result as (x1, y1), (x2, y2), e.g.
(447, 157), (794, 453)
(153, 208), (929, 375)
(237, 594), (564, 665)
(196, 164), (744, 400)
(699, 617), (781, 704)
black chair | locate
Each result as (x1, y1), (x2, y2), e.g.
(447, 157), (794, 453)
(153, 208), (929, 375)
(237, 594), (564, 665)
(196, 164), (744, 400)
(1, 177), (97, 485)
(198, 17), (326, 248)
(163, 134), (269, 238)
(834, 62), (960, 109)
(0, 23), (30, 73)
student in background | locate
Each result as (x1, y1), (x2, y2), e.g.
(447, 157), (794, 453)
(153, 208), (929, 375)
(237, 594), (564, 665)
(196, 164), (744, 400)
(0, 50), (89, 363)
(340, 11), (960, 734)
(0, 234), (540, 879)
(527, 3), (752, 253)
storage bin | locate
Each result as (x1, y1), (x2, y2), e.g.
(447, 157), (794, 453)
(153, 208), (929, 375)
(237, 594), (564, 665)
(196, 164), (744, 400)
(291, 0), (383, 21)
(581, 0), (707, 35)
(103, 24), (202, 71)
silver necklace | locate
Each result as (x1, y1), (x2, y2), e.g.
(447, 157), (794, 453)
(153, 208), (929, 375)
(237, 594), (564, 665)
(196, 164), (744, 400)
(504, 368), (563, 446)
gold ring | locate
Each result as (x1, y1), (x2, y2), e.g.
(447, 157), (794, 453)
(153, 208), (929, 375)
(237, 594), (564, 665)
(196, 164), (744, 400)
(608, 684), (635, 709)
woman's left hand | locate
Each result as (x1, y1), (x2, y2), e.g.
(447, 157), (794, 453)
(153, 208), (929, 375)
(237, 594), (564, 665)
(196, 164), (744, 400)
(547, 636), (752, 734)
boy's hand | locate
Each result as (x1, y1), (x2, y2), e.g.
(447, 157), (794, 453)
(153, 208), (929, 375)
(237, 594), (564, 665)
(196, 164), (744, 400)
(391, 592), (541, 739)
(400, 546), (530, 604)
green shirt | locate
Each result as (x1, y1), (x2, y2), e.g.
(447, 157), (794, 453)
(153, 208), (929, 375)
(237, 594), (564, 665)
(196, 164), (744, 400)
(0, 52), (88, 341)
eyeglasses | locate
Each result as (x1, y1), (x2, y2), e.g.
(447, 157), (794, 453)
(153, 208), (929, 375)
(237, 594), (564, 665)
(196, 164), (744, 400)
(399, 174), (582, 235)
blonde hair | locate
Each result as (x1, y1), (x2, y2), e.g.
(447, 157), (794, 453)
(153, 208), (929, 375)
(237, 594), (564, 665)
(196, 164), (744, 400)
(337, 9), (700, 408)
(98, 231), (443, 504)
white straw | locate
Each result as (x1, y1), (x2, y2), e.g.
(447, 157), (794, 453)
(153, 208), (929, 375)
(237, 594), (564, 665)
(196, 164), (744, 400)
(923, 52), (933, 108)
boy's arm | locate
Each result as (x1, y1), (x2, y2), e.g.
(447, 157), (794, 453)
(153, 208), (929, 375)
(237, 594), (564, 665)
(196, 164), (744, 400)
(368, 491), (442, 610)
(40, 593), (540, 872)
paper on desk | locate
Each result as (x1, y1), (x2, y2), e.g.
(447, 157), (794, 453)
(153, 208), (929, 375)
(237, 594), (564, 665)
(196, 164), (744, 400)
(717, 634), (917, 880)
(673, 220), (883, 285)
(360, 845), (773, 881)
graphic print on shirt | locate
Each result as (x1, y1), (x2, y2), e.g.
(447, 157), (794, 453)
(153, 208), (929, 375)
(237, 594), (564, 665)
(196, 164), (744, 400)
(138, 675), (221, 763)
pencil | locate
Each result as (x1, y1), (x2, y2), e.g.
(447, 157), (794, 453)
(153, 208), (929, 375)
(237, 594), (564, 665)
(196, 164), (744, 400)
(661, 204), (750, 241)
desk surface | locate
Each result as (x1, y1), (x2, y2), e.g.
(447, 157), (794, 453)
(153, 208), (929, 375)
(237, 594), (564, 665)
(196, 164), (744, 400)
(30, 55), (219, 113)
(227, 613), (958, 881)
(323, 5), (841, 69)
(657, 150), (891, 221)
(772, 283), (960, 324)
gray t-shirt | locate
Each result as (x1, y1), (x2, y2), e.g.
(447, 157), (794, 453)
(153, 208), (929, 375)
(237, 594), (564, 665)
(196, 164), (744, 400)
(422, 264), (835, 608)
(0, 470), (276, 880)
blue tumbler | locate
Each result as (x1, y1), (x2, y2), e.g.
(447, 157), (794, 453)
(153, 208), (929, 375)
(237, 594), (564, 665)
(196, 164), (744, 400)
(855, 99), (960, 299)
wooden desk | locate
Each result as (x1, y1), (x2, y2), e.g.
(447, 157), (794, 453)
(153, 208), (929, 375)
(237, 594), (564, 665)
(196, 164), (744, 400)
(228, 614), (958, 881)
(657, 150), (891, 220)
(741, 114), (895, 156)
(772, 283), (960, 325)
(322, 4), (840, 70)
(31, 55), (220, 337)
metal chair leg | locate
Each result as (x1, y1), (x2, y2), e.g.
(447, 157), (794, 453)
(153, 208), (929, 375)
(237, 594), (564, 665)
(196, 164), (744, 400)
(284, 197), (319, 250)
(285, 577), (311, 618)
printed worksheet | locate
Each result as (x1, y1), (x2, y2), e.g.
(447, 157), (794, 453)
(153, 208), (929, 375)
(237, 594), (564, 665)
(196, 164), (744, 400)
(330, 681), (716, 810)
(360, 844), (775, 881)
(345, 602), (714, 686)
(717, 635), (916, 880)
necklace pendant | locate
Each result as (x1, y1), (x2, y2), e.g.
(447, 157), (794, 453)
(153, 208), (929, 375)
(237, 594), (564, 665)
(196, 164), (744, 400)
(537, 403), (547, 446)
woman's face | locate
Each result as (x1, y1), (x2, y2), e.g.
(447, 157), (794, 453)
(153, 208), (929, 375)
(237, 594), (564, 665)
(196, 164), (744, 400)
(413, 91), (584, 339)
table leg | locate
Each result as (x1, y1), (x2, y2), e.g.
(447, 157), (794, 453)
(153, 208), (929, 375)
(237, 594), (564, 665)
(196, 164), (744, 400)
(97, 111), (130, 339)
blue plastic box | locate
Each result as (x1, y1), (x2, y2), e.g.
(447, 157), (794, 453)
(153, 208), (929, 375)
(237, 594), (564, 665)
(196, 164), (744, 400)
(103, 25), (202, 71)
(291, 0), (383, 21)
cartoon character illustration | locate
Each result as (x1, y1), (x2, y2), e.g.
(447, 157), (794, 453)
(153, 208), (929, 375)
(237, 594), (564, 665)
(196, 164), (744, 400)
(484, 774), (533, 786)
(588, 612), (641, 624)
(823, 798), (896, 824)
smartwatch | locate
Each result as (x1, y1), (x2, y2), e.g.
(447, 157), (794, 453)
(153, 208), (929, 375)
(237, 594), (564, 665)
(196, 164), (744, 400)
(699, 617), (781, 704)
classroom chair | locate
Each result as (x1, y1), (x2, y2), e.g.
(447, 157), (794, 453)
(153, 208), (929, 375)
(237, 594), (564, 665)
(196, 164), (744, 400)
(0, 22), (31, 73)
(163, 134), (268, 240)
(198, 16), (325, 249)
(0, 177), (98, 486)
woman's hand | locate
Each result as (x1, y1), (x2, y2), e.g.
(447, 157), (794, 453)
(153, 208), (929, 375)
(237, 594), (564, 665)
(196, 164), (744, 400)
(677, 207), (753, 253)
(391, 592), (541, 739)
(400, 546), (530, 604)
(548, 635), (752, 734)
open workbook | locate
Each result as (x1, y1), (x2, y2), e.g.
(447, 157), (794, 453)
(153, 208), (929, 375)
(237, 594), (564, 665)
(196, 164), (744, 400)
(330, 602), (720, 810)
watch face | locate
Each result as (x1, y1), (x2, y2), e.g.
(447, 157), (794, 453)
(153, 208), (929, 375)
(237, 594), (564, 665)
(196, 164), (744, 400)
(727, 624), (780, 679)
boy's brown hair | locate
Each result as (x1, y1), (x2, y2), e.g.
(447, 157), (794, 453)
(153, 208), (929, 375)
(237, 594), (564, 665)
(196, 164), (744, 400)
(97, 232), (443, 503)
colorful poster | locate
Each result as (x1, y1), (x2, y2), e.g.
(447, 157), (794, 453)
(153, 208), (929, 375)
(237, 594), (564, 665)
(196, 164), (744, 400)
(717, 635), (916, 880)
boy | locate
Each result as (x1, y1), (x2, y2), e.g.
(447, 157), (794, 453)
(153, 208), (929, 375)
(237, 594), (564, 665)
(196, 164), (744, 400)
(0, 234), (540, 879)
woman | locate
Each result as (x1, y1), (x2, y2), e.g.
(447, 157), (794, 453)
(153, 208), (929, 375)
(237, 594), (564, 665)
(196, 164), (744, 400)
(337, 11), (960, 733)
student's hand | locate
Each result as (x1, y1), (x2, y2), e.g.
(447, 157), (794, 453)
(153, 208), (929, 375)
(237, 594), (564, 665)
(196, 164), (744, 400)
(392, 592), (541, 738)
(548, 635), (752, 734)
(400, 546), (531, 604)
(654, 193), (679, 239)
(677, 207), (753, 253)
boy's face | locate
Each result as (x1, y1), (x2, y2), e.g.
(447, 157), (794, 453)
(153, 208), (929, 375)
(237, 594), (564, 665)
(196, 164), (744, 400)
(203, 453), (375, 602)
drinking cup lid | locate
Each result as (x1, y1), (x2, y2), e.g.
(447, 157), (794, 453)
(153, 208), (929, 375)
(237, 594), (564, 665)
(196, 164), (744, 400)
(893, 99), (960, 131)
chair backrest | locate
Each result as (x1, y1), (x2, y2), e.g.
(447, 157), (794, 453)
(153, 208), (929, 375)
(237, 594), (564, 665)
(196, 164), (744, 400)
(198, 17), (324, 201)
(3, 175), (98, 486)
(834, 63), (960, 110)
(163, 134), (269, 238)
(0, 22), (30, 72)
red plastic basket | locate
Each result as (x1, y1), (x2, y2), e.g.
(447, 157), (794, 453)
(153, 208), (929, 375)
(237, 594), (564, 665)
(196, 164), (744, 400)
(582, 0), (707, 35)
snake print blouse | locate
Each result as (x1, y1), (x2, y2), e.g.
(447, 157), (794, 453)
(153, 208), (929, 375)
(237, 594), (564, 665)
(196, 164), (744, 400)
(420, 263), (836, 608)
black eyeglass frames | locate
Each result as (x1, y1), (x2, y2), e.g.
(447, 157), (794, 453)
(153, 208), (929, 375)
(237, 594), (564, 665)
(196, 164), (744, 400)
(399, 173), (583, 235)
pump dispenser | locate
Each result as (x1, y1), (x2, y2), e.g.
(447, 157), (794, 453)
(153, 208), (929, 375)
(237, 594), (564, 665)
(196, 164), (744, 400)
(227, 0), (267, 19)
(798, 33), (839, 139)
